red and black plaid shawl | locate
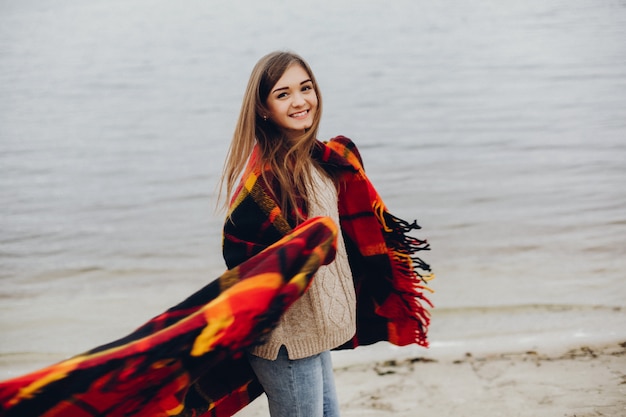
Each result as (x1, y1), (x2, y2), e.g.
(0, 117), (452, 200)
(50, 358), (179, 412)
(0, 217), (339, 417)
(0, 136), (433, 417)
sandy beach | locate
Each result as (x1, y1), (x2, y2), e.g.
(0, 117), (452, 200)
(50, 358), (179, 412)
(236, 341), (626, 417)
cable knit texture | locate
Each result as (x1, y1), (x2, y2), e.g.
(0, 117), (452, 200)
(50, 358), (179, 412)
(249, 166), (357, 360)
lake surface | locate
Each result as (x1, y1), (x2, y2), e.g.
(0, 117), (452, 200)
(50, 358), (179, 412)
(1, 0), (625, 377)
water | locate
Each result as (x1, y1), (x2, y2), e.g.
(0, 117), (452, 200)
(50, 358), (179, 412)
(1, 0), (625, 378)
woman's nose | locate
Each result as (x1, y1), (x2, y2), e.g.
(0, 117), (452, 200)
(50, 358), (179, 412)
(292, 92), (305, 106)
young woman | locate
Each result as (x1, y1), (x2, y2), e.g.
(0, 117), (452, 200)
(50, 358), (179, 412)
(220, 51), (433, 417)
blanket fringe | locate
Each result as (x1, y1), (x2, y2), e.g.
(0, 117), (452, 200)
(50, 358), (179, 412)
(374, 207), (435, 347)
(382, 211), (434, 285)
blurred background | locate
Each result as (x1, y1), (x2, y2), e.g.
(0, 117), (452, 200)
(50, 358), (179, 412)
(1, 0), (625, 377)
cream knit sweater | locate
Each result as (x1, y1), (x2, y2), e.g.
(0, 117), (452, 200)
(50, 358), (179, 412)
(248, 166), (357, 360)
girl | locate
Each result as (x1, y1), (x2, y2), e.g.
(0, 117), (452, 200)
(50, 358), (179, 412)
(220, 51), (433, 417)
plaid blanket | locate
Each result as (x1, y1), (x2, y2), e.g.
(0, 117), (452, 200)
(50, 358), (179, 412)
(0, 136), (433, 417)
(0, 217), (339, 417)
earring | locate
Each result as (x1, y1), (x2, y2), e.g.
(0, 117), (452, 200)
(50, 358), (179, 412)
(262, 115), (268, 121)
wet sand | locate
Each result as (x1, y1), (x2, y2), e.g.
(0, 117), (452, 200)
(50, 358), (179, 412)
(236, 341), (626, 417)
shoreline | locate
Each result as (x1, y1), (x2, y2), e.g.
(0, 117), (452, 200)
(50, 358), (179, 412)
(236, 340), (626, 416)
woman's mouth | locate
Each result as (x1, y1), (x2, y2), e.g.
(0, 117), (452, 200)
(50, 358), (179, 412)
(290, 110), (309, 119)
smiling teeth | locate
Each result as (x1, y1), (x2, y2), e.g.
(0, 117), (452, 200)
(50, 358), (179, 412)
(291, 110), (308, 117)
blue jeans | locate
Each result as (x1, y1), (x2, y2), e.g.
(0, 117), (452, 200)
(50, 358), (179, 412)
(247, 346), (340, 417)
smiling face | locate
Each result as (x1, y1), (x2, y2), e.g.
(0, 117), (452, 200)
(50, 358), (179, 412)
(265, 64), (318, 140)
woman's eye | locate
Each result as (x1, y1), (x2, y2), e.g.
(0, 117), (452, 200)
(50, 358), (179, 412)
(277, 92), (288, 99)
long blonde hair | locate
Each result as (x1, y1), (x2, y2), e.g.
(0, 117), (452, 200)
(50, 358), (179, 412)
(219, 51), (324, 221)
